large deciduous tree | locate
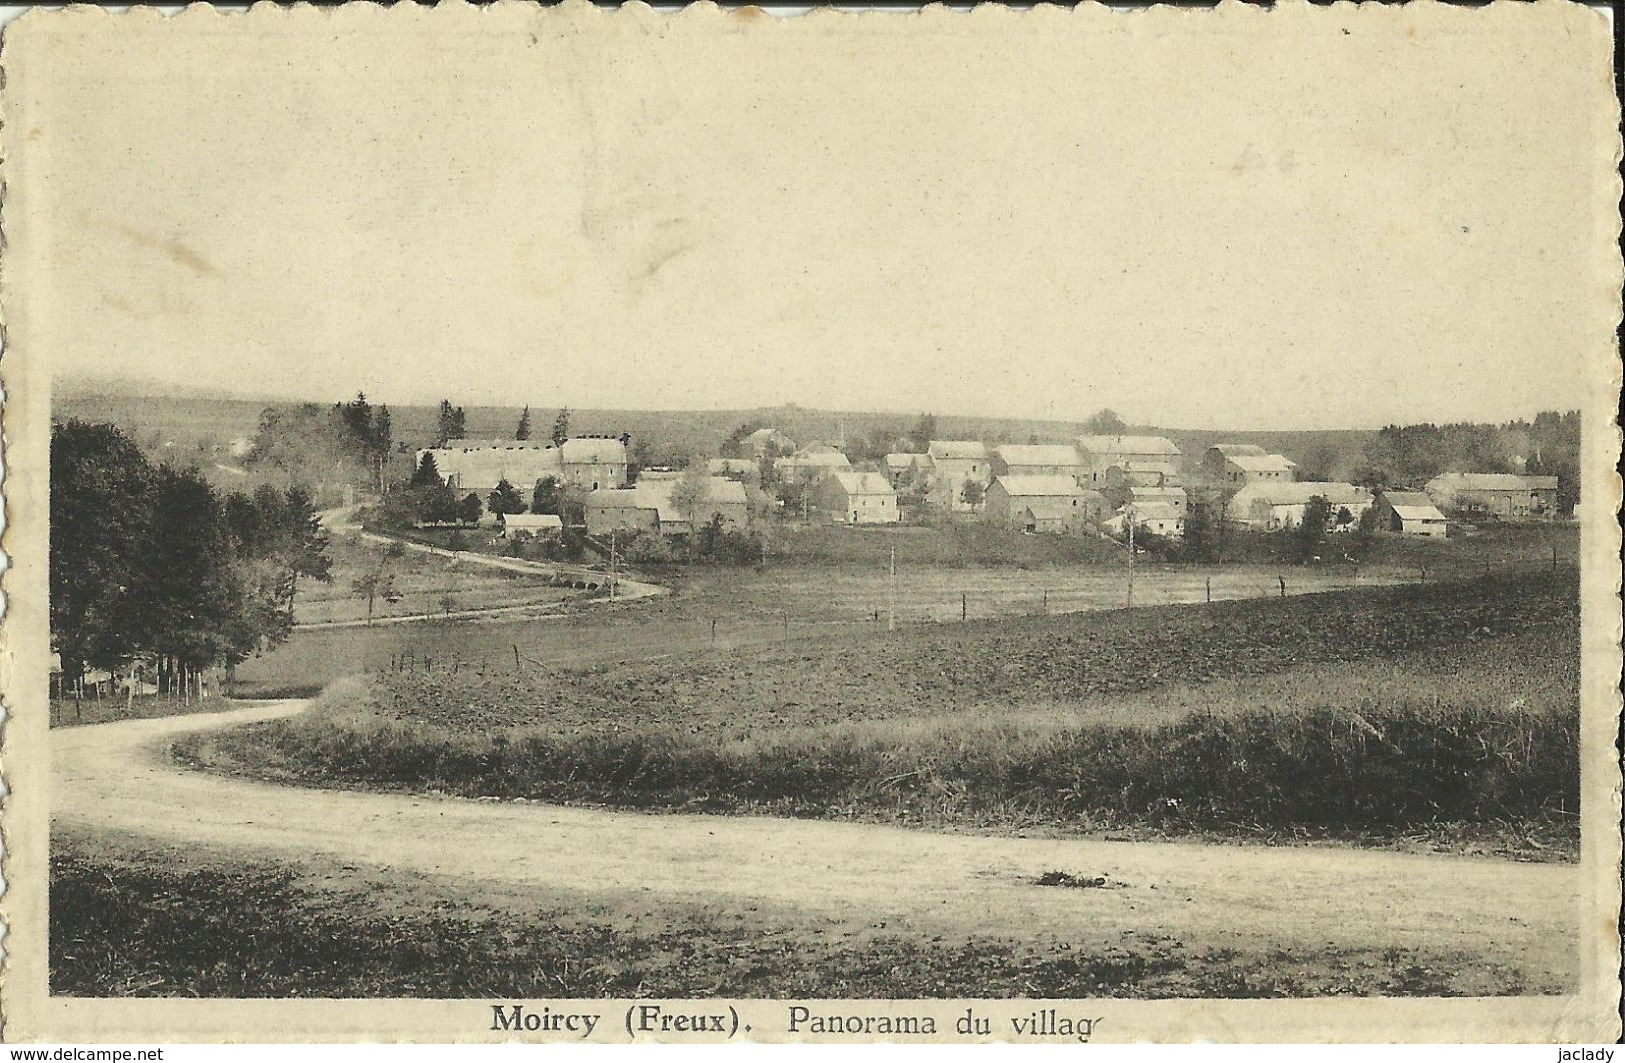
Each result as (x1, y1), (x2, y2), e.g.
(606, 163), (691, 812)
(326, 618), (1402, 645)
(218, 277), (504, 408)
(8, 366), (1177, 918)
(51, 420), (329, 692)
(1083, 409), (1126, 435)
(1294, 495), (1332, 563)
(50, 421), (156, 684)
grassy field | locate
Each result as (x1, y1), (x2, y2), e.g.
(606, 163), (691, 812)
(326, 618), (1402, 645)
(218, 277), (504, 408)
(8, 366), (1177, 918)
(226, 547), (1556, 699)
(50, 833), (1547, 998)
(294, 533), (584, 626)
(761, 522), (1126, 568)
(185, 570), (1580, 857)
(50, 694), (246, 730)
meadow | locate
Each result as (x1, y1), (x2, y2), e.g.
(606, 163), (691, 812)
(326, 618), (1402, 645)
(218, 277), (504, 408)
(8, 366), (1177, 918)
(225, 521), (1571, 699)
(294, 533), (584, 626)
(183, 569), (1580, 857)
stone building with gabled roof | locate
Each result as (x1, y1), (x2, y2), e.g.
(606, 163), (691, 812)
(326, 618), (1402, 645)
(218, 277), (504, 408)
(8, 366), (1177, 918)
(1227, 481), (1373, 531)
(926, 440), (992, 511)
(984, 474), (1092, 532)
(991, 444), (1081, 480)
(1075, 435), (1181, 488)
(820, 470), (899, 524)
(1425, 473), (1558, 520)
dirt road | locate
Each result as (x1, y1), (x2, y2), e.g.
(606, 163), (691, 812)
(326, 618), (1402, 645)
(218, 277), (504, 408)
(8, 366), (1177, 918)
(54, 703), (1580, 985)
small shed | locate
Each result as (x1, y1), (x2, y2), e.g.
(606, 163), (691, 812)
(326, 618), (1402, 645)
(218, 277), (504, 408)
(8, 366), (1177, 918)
(499, 513), (564, 540)
(1373, 491), (1448, 537)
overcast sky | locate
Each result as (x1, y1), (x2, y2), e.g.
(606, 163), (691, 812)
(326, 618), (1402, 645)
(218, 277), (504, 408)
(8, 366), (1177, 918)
(13, 2), (1615, 430)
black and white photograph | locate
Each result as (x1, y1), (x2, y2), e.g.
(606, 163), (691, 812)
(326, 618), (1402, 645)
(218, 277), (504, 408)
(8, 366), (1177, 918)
(1, 0), (1619, 1046)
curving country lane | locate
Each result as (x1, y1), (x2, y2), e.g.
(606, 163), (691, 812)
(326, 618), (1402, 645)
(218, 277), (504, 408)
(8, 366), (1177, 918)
(54, 702), (1581, 987)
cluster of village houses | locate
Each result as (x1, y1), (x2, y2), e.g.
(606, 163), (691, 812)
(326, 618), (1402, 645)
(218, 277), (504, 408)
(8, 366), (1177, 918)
(417, 429), (1562, 543)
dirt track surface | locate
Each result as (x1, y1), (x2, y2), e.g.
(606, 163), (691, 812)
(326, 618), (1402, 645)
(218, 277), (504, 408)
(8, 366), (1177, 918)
(55, 702), (1580, 985)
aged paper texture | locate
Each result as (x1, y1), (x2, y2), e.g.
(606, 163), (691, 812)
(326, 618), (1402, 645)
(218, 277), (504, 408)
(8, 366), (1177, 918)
(1, 0), (1620, 1044)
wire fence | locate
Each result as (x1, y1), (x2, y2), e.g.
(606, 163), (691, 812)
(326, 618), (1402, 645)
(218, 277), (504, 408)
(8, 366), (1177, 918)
(369, 552), (1576, 681)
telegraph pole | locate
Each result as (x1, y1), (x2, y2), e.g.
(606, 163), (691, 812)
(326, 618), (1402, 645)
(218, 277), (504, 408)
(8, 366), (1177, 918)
(609, 529), (617, 600)
(1126, 502), (1136, 609)
(888, 540), (897, 632)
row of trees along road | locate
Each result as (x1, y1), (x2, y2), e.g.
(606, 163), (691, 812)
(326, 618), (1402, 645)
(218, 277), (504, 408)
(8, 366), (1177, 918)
(51, 420), (333, 693)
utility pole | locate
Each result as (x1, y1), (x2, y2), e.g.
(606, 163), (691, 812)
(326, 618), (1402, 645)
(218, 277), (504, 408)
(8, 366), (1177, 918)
(1126, 503), (1136, 609)
(888, 540), (896, 632)
(609, 530), (617, 600)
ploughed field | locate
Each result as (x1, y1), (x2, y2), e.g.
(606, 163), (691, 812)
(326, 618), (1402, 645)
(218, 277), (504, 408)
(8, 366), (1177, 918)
(184, 570), (1580, 856)
(226, 524), (1574, 696)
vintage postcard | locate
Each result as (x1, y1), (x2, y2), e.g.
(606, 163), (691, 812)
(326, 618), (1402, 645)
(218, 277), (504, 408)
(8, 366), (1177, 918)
(1, 0), (1620, 1045)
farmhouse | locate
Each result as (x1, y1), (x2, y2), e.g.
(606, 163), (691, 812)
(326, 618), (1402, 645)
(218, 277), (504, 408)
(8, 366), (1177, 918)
(1227, 481), (1373, 531)
(775, 446), (852, 485)
(984, 475), (1090, 533)
(1372, 490), (1449, 538)
(884, 452), (930, 484)
(1216, 453), (1297, 486)
(649, 477), (750, 535)
(820, 471), (899, 524)
(927, 440), (992, 510)
(417, 438), (561, 494)
(1425, 473), (1558, 519)
(583, 477), (748, 537)
(1075, 435), (1180, 488)
(1128, 483), (1188, 508)
(1201, 443), (1266, 477)
(1104, 500), (1185, 539)
(991, 444), (1081, 480)
(560, 436), (630, 491)
(418, 435), (627, 494)
(583, 488), (661, 536)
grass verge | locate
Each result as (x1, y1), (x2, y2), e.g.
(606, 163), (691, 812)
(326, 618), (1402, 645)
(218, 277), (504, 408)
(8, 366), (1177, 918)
(51, 695), (250, 730)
